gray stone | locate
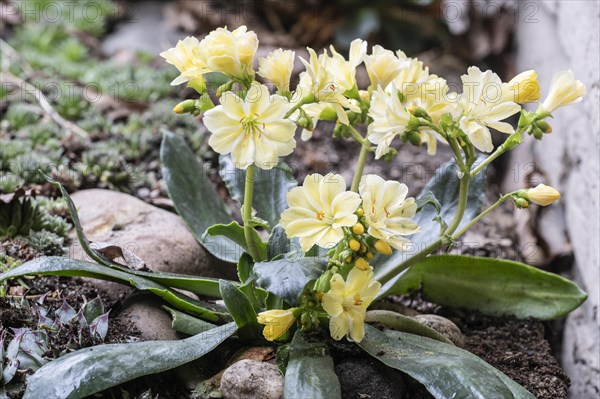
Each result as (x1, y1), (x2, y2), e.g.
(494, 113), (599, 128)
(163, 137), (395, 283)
(67, 189), (235, 300)
(508, 1), (600, 396)
(220, 359), (283, 399)
(68, 189), (235, 275)
(115, 293), (180, 341)
(335, 357), (405, 399)
(413, 314), (465, 347)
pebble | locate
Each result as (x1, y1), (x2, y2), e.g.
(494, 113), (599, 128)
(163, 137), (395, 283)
(413, 314), (465, 347)
(220, 359), (283, 399)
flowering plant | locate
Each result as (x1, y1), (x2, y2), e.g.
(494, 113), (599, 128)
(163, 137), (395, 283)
(2, 26), (587, 398)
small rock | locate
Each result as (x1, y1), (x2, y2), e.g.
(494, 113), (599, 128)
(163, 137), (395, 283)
(335, 357), (405, 399)
(67, 189), (236, 300)
(116, 293), (180, 341)
(220, 359), (283, 399)
(413, 314), (465, 347)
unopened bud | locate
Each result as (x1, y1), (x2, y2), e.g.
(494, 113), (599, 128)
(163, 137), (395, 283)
(411, 107), (430, 119)
(535, 120), (552, 133)
(513, 197), (529, 209)
(526, 184), (561, 206)
(407, 130), (422, 147)
(296, 108), (314, 131)
(352, 223), (365, 235)
(354, 257), (370, 271)
(365, 251), (374, 260)
(349, 239), (361, 252)
(356, 208), (364, 217)
(173, 100), (197, 114)
(531, 127), (543, 140)
(360, 244), (367, 254)
(374, 240), (393, 256)
(345, 255), (353, 264)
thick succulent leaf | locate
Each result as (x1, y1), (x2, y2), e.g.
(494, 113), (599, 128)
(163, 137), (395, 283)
(205, 221), (267, 261)
(267, 225), (301, 260)
(0, 257), (229, 323)
(219, 280), (260, 339)
(161, 132), (243, 263)
(359, 325), (535, 399)
(284, 331), (341, 399)
(382, 255), (587, 319)
(365, 310), (453, 345)
(219, 155), (297, 229)
(253, 257), (326, 306)
(23, 323), (236, 399)
(163, 307), (215, 336)
(374, 157), (487, 283)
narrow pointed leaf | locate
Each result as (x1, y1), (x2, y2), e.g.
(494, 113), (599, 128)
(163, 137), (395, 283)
(161, 131), (244, 263)
(23, 323), (236, 399)
(359, 325), (535, 399)
(0, 257), (229, 323)
(163, 306), (215, 336)
(219, 280), (260, 339)
(284, 331), (341, 399)
(381, 255), (587, 320)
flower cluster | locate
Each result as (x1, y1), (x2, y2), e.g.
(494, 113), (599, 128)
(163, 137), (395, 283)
(161, 25), (586, 343)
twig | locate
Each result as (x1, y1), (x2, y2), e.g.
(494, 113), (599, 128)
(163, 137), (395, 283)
(1, 71), (90, 139)
(0, 38), (35, 78)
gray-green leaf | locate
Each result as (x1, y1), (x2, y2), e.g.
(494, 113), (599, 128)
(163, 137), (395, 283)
(359, 325), (535, 399)
(284, 331), (341, 399)
(382, 255), (587, 320)
(253, 257), (326, 306)
(161, 131), (244, 263)
(23, 323), (236, 399)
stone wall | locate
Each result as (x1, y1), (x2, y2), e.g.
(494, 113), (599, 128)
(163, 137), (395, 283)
(509, 1), (600, 397)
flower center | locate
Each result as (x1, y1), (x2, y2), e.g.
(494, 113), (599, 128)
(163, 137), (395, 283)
(353, 293), (363, 306)
(241, 115), (265, 138)
(316, 211), (325, 221)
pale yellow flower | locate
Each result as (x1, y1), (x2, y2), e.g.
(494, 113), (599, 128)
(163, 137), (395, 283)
(256, 309), (296, 341)
(198, 26), (258, 80)
(203, 83), (296, 170)
(280, 173), (361, 252)
(457, 66), (521, 152)
(159, 36), (208, 89)
(364, 45), (403, 90)
(367, 84), (411, 159)
(258, 49), (295, 93)
(526, 184), (561, 206)
(322, 266), (381, 342)
(298, 48), (360, 125)
(327, 39), (367, 90)
(501, 70), (541, 104)
(359, 174), (420, 250)
(541, 70), (586, 113)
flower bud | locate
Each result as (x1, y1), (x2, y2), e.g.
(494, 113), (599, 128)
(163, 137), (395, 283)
(258, 49), (295, 94)
(173, 99), (197, 114)
(406, 130), (423, 147)
(352, 223), (365, 235)
(374, 240), (393, 256)
(411, 106), (430, 119)
(354, 257), (370, 271)
(541, 70), (586, 113)
(356, 208), (364, 217)
(504, 70), (540, 103)
(365, 251), (374, 260)
(513, 197), (530, 209)
(349, 239), (361, 252)
(526, 184), (561, 206)
(360, 244), (367, 254)
(535, 120), (552, 134)
(257, 309), (297, 341)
